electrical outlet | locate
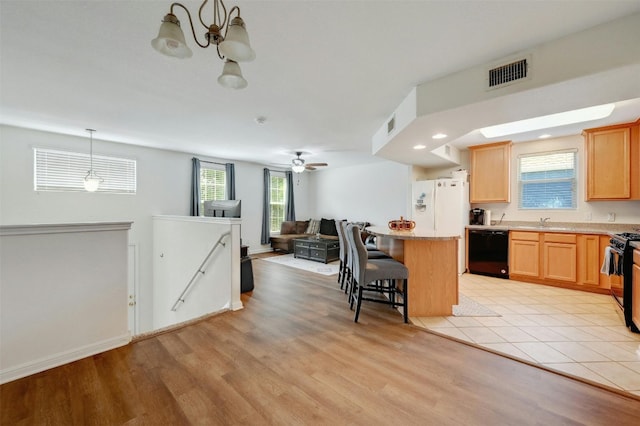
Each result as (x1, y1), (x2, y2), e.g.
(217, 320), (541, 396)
(584, 212), (592, 221)
(607, 212), (616, 222)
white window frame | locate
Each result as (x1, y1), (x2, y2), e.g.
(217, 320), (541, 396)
(518, 149), (577, 210)
(270, 173), (286, 233)
(199, 164), (227, 214)
(34, 147), (136, 194)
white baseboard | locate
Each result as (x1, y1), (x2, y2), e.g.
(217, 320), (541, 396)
(0, 333), (131, 384)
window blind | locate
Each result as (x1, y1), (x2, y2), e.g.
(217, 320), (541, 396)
(518, 150), (576, 209)
(34, 148), (136, 194)
(200, 167), (226, 203)
(270, 175), (286, 232)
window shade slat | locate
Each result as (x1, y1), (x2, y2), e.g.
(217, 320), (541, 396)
(34, 148), (136, 193)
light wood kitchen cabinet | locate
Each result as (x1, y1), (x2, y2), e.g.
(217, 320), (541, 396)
(506, 231), (612, 293)
(469, 141), (511, 203)
(577, 234), (601, 287)
(509, 231), (539, 278)
(542, 233), (576, 283)
(583, 119), (640, 200)
(599, 235), (622, 290)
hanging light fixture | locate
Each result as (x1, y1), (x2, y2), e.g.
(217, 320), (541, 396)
(151, 0), (255, 89)
(291, 154), (306, 174)
(84, 129), (103, 192)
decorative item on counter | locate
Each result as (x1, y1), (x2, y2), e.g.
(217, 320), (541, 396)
(388, 216), (416, 231)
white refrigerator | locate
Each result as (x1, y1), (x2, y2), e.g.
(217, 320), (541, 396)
(411, 179), (470, 274)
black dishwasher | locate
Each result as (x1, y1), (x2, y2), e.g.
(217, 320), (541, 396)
(468, 230), (509, 279)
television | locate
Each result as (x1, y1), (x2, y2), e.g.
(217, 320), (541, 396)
(203, 200), (241, 218)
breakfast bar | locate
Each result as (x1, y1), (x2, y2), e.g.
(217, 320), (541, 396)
(366, 226), (460, 316)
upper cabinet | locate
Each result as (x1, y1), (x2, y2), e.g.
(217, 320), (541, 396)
(469, 141), (511, 203)
(583, 119), (640, 200)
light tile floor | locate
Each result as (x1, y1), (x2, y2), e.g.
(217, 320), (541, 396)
(411, 273), (640, 397)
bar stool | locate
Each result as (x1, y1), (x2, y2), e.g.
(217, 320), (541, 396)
(345, 224), (409, 323)
(339, 221), (390, 296)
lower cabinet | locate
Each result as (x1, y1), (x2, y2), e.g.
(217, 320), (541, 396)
(577, 234), (601, 287)
(509, 232), (540, 277)
(598, 235), (622, 290)
(543, 233), (577, 282)
(507, 231), (613, 293)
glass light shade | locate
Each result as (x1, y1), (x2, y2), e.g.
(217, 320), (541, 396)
(219, 17), (255, 62)
(151, 16), (193, 59)
(84, 174), (101, 192)
(291, 164), (306, 173)
(218, 60), (248, 89)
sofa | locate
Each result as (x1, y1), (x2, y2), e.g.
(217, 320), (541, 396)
(269, 219), (340, 253)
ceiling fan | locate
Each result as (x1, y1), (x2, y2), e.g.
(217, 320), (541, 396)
(291, 151), (328, 173)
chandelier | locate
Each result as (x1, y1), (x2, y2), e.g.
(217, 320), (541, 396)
(84, 129), (103, 192)
(151, 0), (255, 89)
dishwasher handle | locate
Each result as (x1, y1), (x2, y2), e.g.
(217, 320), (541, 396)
(469, 230), (508, 236)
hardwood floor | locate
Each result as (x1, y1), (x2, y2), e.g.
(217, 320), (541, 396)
(2, 257), (640, 425)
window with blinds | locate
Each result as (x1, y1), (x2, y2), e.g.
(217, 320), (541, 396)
(270, 174), (286, 232)
(200, 166), (226, 213)
(518, 150), (576, 209)
(34, 148), (136, 194)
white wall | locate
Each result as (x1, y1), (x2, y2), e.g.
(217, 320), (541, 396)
(310, 161), (411, 226)
(152, 217), (241, 330)
(0, 125), (310, 333)
(1, 222), (131, 383)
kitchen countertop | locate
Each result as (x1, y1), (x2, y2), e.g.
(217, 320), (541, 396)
(366, 226), (459, 240)
(467, 221), (640, 236)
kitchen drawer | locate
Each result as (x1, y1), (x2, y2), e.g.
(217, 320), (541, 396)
(634, 249), (640, 265)
(544, 233), (576, 244)
(511, 231), (539, 241)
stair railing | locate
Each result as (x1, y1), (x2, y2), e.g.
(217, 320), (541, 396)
(171, 231), (231, 311)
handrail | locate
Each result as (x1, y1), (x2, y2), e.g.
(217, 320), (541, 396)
(171, 231), (231, 311)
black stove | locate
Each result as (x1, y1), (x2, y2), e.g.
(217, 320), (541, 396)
(608, 231), (640, 333)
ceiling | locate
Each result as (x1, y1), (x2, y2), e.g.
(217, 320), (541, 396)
(1, 1), (640, 171)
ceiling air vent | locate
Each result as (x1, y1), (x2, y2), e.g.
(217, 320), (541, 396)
(488, 58), (528, 89)
(387, 115), (395, 135)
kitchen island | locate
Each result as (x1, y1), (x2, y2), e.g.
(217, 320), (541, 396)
(366, 226), (460, 316)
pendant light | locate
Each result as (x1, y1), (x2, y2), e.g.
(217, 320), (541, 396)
(151, 0), (255, 89)
(84, 129), (103, 192)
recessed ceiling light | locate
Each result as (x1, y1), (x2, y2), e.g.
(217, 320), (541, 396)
(432, 133), (447, 139)
(539, 134), (551, 139)
(413, 144), (426, 150)
(479, 103), (615, 138)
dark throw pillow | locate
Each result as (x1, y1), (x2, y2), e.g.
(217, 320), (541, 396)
(319, 218), (338, 236)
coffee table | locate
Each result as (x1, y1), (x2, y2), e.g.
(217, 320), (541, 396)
(293, 237), (340, 263)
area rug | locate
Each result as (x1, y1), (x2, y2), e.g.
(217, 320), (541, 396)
(261, 254), (339, 276)
(453, 294), (501, 317)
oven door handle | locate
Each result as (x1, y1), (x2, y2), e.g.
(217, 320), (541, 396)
(609, 245), (624, 255)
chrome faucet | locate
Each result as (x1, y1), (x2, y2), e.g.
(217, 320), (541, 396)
(539, 217), (551, 226)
